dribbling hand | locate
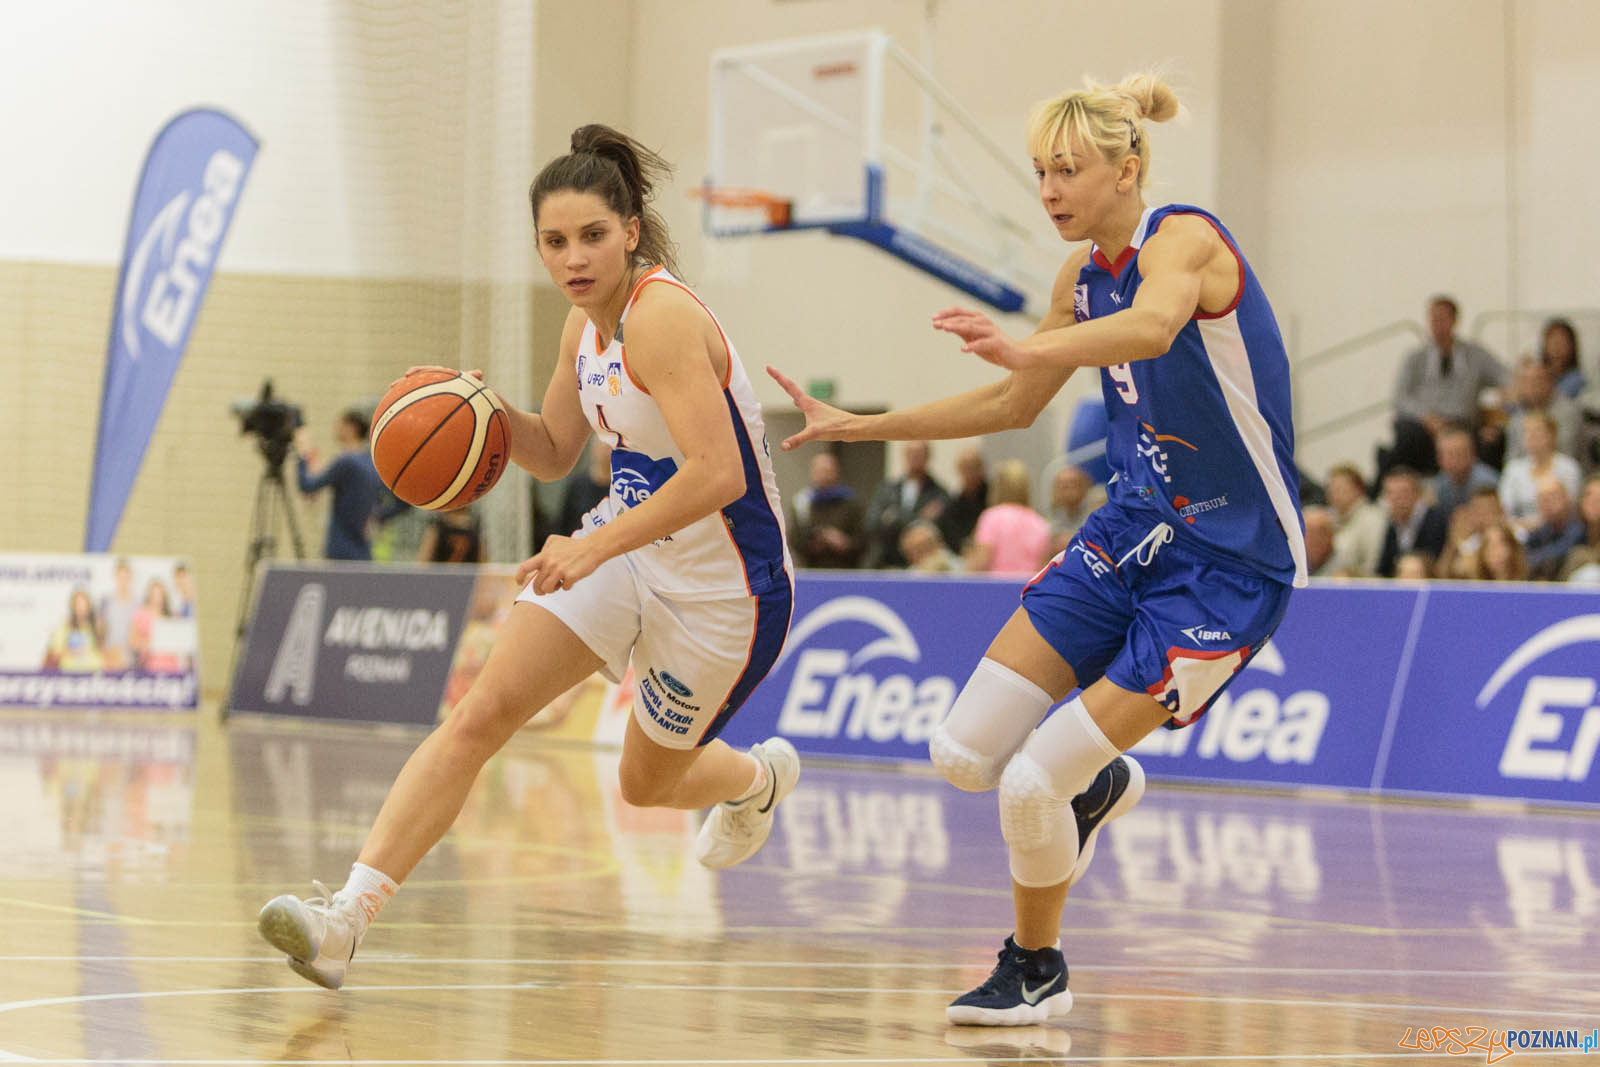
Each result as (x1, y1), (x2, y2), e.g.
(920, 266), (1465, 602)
(765, 365), (856, 450)
(516, 535), (601, 596)
(402, 365), (485, 381)
(931, 307), (1034, 370)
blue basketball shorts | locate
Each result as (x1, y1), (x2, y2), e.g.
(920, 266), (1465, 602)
(1021, 503), (1293, 728)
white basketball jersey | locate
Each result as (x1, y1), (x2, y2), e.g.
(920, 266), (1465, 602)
(573, 267), (790, 600)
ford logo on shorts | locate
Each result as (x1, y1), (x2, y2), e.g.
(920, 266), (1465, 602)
(659, 671), (693, 699)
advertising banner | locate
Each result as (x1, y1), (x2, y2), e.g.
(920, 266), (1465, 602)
(1381, 587), (1600, 805)
(715, 573), (1024, 762)
(86, 108), (259, 552)
(227, 563), (1598, 806)
(0, 552), (199, 709)
(228, 563), (474, 726)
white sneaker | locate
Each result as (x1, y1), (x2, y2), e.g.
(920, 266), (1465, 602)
(257, 881), (362, 990)
(695, 738), (800, 870)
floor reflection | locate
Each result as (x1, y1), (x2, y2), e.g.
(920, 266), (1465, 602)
(0, 710), (1595, 1063)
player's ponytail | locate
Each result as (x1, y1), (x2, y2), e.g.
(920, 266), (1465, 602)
(529, 124), (682, 277)
(1026, 71), (1181, 190)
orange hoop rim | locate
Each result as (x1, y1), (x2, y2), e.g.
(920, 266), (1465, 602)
(689, 185), (788, 208)
(690, 186), (793, 227)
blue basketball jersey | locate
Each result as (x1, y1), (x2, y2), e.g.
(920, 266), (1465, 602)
(1075, 204), (1306, 586)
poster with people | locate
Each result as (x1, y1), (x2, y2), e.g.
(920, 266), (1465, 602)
(0, 553), (199, 709)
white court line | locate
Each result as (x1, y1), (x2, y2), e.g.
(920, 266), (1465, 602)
(0, 983), (1595, 1022)
(4, 956), (1596, 980)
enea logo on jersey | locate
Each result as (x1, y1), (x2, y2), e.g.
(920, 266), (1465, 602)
(121, 150), (247, 361)
(609, 450), (678, 509)
(1132, 640), (1331, 767)
(773, 596), (957, 748)
(1475, 615), (1600, 783)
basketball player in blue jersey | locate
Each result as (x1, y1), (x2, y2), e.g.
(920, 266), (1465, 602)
(258, 125), (798, 990)
(771, 73), (1305, 1025)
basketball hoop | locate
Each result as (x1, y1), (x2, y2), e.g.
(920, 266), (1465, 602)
(690, 186), (793, 229)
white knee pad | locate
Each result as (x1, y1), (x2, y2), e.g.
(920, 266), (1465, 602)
(929, 725), (1004, 792)
(998, 751), (1078, 887)
(999, 697), (1122, 888)
(928, 658), (1054, 793)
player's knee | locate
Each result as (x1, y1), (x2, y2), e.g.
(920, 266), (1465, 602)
(616, 761), (672, 808)
(440, 689), (518, 766)
(997, 752), (1065, 852)
(929, 724), (1004, 792)
(998, 752), (1078, 887)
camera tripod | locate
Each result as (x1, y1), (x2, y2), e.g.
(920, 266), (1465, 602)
(233, 454), (308, 645)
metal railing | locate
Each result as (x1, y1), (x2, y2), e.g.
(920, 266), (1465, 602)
(1293, 308), (1600, 447)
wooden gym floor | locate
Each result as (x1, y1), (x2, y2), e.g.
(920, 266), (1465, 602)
(0, 708), (1596, 1065)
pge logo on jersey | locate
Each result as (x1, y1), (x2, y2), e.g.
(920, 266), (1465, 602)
(774, 596), (957, 747)
(1476, 615), (1600, 783)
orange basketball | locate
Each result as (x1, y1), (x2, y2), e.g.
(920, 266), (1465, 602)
(370, 370), (511, 510)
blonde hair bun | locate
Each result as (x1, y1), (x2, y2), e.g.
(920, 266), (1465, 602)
(1115, 72), (1180, 124)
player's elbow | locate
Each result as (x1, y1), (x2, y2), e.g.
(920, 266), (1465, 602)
(706, 460), (745, 511)
(1140, 308), (1187, 355)
(1002, 385), (1048, 431)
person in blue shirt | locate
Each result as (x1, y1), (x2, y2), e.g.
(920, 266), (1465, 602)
(770, 70), (1304, 1026)
(294, 409), (387, 561)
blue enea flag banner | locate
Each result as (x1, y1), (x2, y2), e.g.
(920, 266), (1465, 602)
(85, 108), (258, 552)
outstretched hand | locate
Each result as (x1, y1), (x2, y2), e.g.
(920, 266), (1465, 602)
(931, 307), (1034, 370)
(765, 365), (857, 450)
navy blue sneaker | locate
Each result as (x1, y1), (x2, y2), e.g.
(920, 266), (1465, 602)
(947, 935), (1072, 1026)
(1065, 754), (1144, 889)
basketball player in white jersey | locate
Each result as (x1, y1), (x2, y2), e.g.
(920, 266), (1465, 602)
(257, 125), (798, 990)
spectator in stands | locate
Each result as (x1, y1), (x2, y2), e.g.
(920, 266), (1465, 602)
(1377, 466), (1449, 578)
(1302, 506), (1338, 577)
(1541, 318), (1586, 399)
(1500, 411), (1582, 530)
(419, 506), (486, 564)
(1471, 522), (1529, 581)
(557, 442), (612, 536)
(1393, 552), (1434, 580)
(1440, 485), (1519, 578)
(1325, 464), (1387, 577)
(1431, 423), (1499, 519)
(1559, 474), (1600, 580)
(1046, 464), (1105, 555)
(295, 409), (388, 561)
(899, 518), (961, 574)
(939, 447), (989, 553)
(863, 440), (948, 568)
(1523, 475), (1586, 580)
(1501, 356), (1581, 464)
(1387, 295), (1505, 476)
(789, 451), (864, 568)
(968, 459), (1052, 577)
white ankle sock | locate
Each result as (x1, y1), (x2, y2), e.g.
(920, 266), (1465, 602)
(336, 862), (398, 937)
(729, 753), (768, 804)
